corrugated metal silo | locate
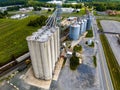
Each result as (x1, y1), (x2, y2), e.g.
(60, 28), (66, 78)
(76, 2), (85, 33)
(86, 16), (92, 30)
(80, 20), (85, 34)
(69, 24), (80, 40)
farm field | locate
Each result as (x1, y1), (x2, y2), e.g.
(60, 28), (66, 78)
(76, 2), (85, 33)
(0, 16), (40, 66)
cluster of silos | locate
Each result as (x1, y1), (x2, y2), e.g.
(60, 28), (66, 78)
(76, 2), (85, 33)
(86, 15), (92, 30)
(69, 15), (92, 40)
(26, 26), (60, 80)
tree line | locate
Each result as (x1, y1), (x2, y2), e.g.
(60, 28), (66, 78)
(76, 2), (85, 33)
(27, 15), (47, 27)
(0, 0), (27, 6)
(85, 2), (120, 11)
(0, 11), (8, 18)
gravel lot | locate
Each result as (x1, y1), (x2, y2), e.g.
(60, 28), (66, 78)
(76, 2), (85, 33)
(100, 20), (120, 65)
(52, 39), (101, 90)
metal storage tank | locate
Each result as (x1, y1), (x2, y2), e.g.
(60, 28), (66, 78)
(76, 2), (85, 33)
(83, 19), (87, 32)
(69, 24), (80, 40)
(78, 22), (82, 35)
(80, 20), (85, 34)
(86, 16), (92, 30)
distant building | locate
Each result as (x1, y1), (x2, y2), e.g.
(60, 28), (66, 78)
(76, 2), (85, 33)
(61, 8), (74, 13)
(10, 14), (28, 19)
(0, 7), (7, 12)
(47, 0), (62, 5)
(41, 7), (54, 11)
(67, 17), (77, 21)
(19, 7), (34, 12)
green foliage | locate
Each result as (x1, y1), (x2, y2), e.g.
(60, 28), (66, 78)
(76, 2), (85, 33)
(62, 4), (82, 9)
(88, 41), (94, 47)
(85, 41), (88, 44)
(27, 15), (47, 27)
(93, 55), (97, 67)
(7, 6), (20, 11)
(34, 6), (41, 11)
(98, 20), (120, 90)
(0, 11), (8, 18)
(86, 2), (120, 11)
(86, 30), (93, 37)
(70, 53), (79, 70)
(0, 15), (39, 66)
(0, 0), (27, 6)
(73, 45), (82, 52)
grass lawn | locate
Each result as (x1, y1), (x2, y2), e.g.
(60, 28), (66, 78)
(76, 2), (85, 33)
(0, 15), (40, 66)
(97, 20), (120, 90)
(62, 9), (86, 18)
(86, 29), (93, 37)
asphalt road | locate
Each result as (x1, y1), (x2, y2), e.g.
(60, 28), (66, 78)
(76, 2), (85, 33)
(92, 17), (114, 90)
(100, 20), (120, 65)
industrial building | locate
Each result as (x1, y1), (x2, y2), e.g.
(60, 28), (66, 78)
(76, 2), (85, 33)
(69, 15), (92, 40)
(26, 26), (60, 80)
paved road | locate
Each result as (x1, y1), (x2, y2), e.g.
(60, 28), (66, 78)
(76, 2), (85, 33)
(92, 17), (114, 90)
(100, 20), (120, 65)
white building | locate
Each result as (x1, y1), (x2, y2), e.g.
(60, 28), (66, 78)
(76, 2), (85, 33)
(47, 0), (62, 5)
(0, 7), (7, 12)
(19, 7), (34, 12)
(61, 8), (74, 13)
(26, 26), (60, 80)
(41, 7), (54, 11)
(10, 14), (28, 19)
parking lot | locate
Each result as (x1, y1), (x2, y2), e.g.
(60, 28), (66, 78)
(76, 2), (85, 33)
(100, 20), (120, 65)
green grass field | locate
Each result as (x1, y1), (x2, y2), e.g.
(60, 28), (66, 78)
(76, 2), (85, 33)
(0, 16), (40, 66)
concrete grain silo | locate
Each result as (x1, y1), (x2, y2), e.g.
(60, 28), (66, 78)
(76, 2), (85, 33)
(26, 26), (60, 80)
(69, 24), (80, 40)
(39, 35), (52, 80)
(45, 30), (55, 72)
(27, 36), (40, 78)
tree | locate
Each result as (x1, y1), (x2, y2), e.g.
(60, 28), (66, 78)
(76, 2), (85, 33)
(27, 15), (47, 27)
(70, 52), (79, 70)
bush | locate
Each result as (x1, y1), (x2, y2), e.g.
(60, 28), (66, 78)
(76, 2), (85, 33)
(85, 41), (88, 44)
(70, 53), (79, 70)
(73, 45), (82, 52)
(93, 56), (97, 67)
(86, 30), (93, 37)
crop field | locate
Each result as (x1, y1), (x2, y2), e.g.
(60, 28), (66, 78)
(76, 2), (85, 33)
(0, 16), (40, 66)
